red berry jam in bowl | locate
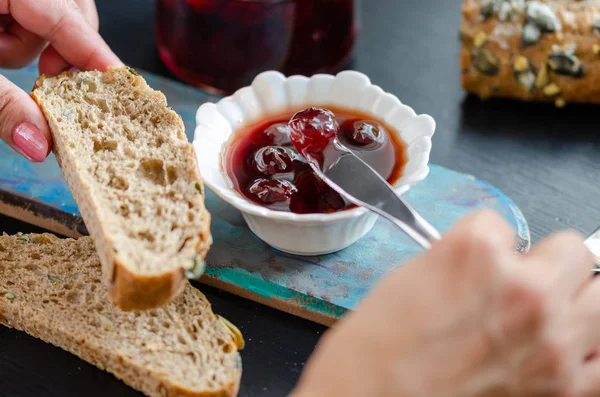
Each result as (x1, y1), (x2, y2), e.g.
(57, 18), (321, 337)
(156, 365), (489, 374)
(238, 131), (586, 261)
(225, 107), (406, 214)
(194, 71), (436, 255)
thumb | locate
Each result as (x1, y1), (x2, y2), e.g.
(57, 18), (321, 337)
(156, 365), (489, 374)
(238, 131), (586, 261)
(0, 74), (51, 162)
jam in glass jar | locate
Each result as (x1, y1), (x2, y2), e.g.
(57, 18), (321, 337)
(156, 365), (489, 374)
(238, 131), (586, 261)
(156, 0), (358, 95)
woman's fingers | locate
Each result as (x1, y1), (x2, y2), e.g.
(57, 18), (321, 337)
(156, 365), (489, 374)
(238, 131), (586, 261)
(574, 358), (600, 397)
(572, 278), (600, 357)
(38, 44), (68, 76)
(10, 0), (121, 71)
(38, 0), (101, 76)
(75, 0), (99, 31)
(520, 231), (592, 301)
(431, 209), (516, 279)
(0, 74), (50, 161)
(0, 0), (119, 161)
(518, 231), (594, 369)
(0, 0), (104, 71)
(0, 15), (46, 69)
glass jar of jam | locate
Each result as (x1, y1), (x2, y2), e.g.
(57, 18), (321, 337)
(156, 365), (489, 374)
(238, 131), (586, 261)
(156, 0), (359, 95)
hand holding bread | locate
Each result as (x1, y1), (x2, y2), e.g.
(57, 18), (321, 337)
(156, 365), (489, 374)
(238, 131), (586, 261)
(0, 0), (121, 162)
(32, 68), (212, 311)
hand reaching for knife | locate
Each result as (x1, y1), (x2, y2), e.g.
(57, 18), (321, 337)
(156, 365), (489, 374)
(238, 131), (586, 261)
(292, 210), (600, 397)
(0, 0), (121, 162)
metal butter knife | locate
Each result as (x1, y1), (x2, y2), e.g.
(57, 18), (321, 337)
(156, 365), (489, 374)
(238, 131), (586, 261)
(309, 137), (600, 272)
(307, 137), (442, 249)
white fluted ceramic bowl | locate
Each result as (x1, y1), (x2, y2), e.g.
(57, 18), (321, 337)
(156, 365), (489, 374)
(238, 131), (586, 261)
(193, 71), (435, 256)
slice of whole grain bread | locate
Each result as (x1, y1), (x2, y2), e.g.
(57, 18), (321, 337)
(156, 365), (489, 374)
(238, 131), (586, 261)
(31, 67), (211, 311)
(0, 233), (243, 397)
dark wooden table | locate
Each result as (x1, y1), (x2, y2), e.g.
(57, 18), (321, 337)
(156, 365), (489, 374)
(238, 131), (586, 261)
(2, 0), (600, 396)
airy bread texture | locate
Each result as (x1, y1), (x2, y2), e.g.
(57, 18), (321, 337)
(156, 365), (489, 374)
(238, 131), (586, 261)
(0, 233), (242, 397)
(31, 67), (212, 311)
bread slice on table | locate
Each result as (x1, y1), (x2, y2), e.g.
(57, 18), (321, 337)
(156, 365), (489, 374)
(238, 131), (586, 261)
(0, 233), (243, 397)
(31, 67), (211, 311)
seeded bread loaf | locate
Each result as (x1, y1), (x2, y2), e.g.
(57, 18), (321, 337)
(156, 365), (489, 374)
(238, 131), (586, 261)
(461, 0), (600, 106)
(0, 233), (243, 397)
(31, 67), (212, 311)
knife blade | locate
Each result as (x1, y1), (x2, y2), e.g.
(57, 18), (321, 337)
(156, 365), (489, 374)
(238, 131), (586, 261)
(307, 138), (441, 249)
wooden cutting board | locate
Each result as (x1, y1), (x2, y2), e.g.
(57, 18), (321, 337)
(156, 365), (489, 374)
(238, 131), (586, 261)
(0, 63), (530, 326)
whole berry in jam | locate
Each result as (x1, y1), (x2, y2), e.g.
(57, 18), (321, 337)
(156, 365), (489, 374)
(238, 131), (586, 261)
(252, 123), (292, 146)
(294, 170), (325, 196)
(289, 107), (339, 157)
(246, 178), (297, 204)
(251, 146), (303, 176)
(289, 195), (312, 214)
(264, 123), (292, 145)
(289, 188), (345, 214)
(341, 119), (385, 147)
(316, 188), (346, 213)
(290, 171), (345, 214)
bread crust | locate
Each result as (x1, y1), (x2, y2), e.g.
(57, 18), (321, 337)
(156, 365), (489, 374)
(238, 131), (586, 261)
(31, 67), (212, 311)
(461, 0), (600, 105)
(109, 208), (211, 311)
(0, 314), (241, 397)
(0, 233), (241, 397)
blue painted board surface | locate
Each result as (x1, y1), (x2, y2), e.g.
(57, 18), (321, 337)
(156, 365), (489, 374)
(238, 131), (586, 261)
(0, 64), (529, 324)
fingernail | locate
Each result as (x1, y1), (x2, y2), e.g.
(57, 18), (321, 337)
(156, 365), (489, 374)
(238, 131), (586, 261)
(12, 123), (48, 162)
